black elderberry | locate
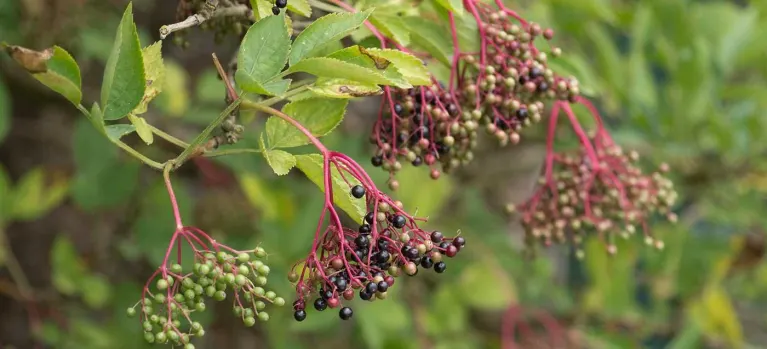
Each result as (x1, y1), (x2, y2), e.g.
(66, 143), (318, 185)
(412, 156), (423, 166)
(453, 237), (466, 248)
(516, 108), (528, 120)
(351, 185), (366, 199)
(495, 118), (510, 130)
(359, 224), (371, 235)
(434, 261), (447, 273)
(377, 239), (389, 251)
(397, 133), (408, 144)
(439, 242), (451, 250)
(355, 235), (369, 248)
(392, 215), (406, 228)
(376, 251), (390, 263)
(339, 307), (354, 320)
(321, 289), (333, 300)
(379, 262), (392, 270)
(394, 104), (404, 114)
(335, 278), (348, 290)
(354, 249), (367, 259)
(271, 6), (280, 15)
(365, 212), (375, 224)
(294, 310), (307, 321)
(377, 281), (389, 292)
(404, 247), (419, 260)
(420, 256), (434, 269)
(365, 282), (378, 294)
(530, 67), (543, 78)
(359, 290), (373, 300)
(276, 0), (287, 8)
(314, 298), (327, 311)
(538, 82), (549, 92)
(431, 231), (444, 243)
(436, 142), (449, 155)
(371, 155), (383, 167)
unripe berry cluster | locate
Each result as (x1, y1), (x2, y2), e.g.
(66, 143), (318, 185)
(370, 85), (476, 184)
(128, 246), (284, 346)
(507, 143), (677, 256)
(289, 154), (466, 321)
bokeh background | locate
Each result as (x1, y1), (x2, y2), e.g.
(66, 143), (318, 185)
(2, 0), (767, 348)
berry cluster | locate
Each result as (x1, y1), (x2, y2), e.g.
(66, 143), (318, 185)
(128, 230), (283, 346)
(507, 100), (678, 256)
(289, 152), (466, 321)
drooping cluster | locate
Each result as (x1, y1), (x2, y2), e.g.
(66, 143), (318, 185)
(456, 1), (580, 142)
(127, 229), (283, 347)
(507, 101), (678, 256)
(289, 152), (466, 321)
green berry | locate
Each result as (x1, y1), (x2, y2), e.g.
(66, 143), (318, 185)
(258, 312), (270, 321)
(144, 332), (155, 343)
(237, 253), (250, 263)
(255, 276), (268, 286)
(265, 291), (276, 300)
(234, 306), (243, 316)
(255, 301), (266, 310)
(238, 264), (250, 275)
(155, 332), (167, 343)
(243, 316), (256, 327)
(257, 265), (270, 276)
(255, 247), (267, 258)
(206, 286), (216, 297)
(244, 308), (254, 318)
(191, 322), (202, 331)
(235, 274), (248, 286)
(171, 264), (183, 273)
(217, 251), (228, 262)
(273, 297), (285, 306)
(185, 344), (195, 349)
(168, 330), (180, 342)
(126, 307), (136, 317)
(143, 321), (153, 332)
(199, 264), (211, 275)
(184, 289), (196, 301)
(196, 302), (206, 311)
(214, 290), (227, 301)
(252, 287), (265, 296)
(225, 273), (236, 285)
(182, 278), (195, 289)
(156, 279), (169, 290)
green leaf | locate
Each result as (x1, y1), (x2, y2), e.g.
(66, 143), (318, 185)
(242, 78), (292, 97)
(3, 44), (82, 105)
(289, 9), (374, 65)
(236, 13), (291, 93)
(266, 97), (348, 148)
(287, 0), (311, 17)
(294, 154), (366, 222)
(0, 81), (9, 143)
(51, 235), (88, 295)
(105, 124), (136, 141)
(250, 0), (273, 20)
(80, 275), (112, 308)
(326, 46), (411, 88)
(11, 167), (70, 221)
(287, 57), (408, 87)
(369, 14), (410, 46)
(127, 113), (153, 144)
(363, 48), (431, 86)
(459, 257), (516, 310)
(260, 134), (296, 175)
(403, 18), (453, 66)
(433, 0), (463, 16)
(155, 60), (190, 117)
(307, 78), (382, 98)
(101, 3), (146, 120)
(88, 102), (105, 133)
(358, 292), (412, 349)
(627, 5), (656, 111)
(717, 8), (757, 77)
(391, 166), (451, 218)
(132, 41), (165, 115)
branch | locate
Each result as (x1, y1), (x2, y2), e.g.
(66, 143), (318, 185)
(159, 1), (253, 39)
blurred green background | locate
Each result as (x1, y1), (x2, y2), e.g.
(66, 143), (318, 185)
(1, 0), (767, 348)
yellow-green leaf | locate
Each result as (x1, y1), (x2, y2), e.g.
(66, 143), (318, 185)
(363, 48), (431, 86)
(156, 60), (189, 117)
(287, 0), (311, 17)
(294, 154), (366, 222)
(239, 172), (281, 220)
(104, 124), (136, 142)
(127, 113), (153, 144)
(101, 2), (146, 120)
(459, 257), (516, 310)
(132, 41), (165, 115)
(260, 134), (296, 175)
(289, 9), (374, 65)
(690, 286), (743, 348)
(403, 18), (453, 66)
(307, 78), (382, 98)
(327, 46), (411, 88)
(266, 97), (348, 148)
(3, 44), (82, 105)
(369, 14), (410, 46)
(11, 168), (70, 221)
(287, 57), (410, 88)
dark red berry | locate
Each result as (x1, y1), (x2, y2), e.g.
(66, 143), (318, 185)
(453, 236), (466, 248)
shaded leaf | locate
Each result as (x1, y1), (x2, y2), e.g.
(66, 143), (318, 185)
(81, 275), (111, 308)
(3, 44), (82, 104)
(132, 41), (165, 115)
(287, 57), (409, 88)
(51, 235), (87, 295)
(105, 124), (136, 141)
(294, 154), (366, 222)
(101, 3), (146, 120)
(289, 10), (374, 65)
(239, 173), (281, 221)
(266, 97), (348, 148)
(127, 113), (153, 144)
(236, 13), (291, 93)
(11, 167), (69, 221)
(403, 19), (453, 66)
(459, 257), (517, 310)
(156, 60), (190, 117)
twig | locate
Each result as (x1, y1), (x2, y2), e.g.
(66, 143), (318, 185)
(159, 1), (253, 39)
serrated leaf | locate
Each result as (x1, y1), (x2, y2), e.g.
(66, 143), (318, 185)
(287, 0), (311, 17)
(132, 41), (165, 115)
(369, 14), (410, 46)
(51, 235), (88, 295)
(294, 154), (366, 222)
(363, 48), (431, 86)
(101, 3), (146, 120)
(251, 0), (273, 20)
(433, 0), (463, 15)
(326, 46), (412, 88)
(264, 149), (297, 175)
(266, 97), (348, 148)
(403, 18), (453, 66)
(11, 167), (69, 221)
(289, 9), (374, 65)
(3, 44), (82, 105)
(459, 257), (516, 310)
(240, 78), (292, 97)
(127, 113), (153, 144)
(286, 57), (409, 88)
(236, 13), (291, 94)
(307, 78), (382, 98)
(105, 124), (136, 141)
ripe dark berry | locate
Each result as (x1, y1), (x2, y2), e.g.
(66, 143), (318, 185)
(434, 261), (447, 273)
(359, 290), (373, 300)
(321, 289), (333, 300)
(371, 155), (383, 167)
(355, 235), (369, 248)
(276, 0), (287, 8)
(439, 242), (451, 250)
(294, 310), (307, 321)
(377, 281), (389, 292)
(365, 282), (378, 294)
(394, 104), (404, 114)
(404, 247), (419, 259)
(335, 278), (348, 290)
(351, 185), (366, 199)
(377, 239), (389, 251)
(314, 298), (327, 311)
(412, 156), (423, 166)
(359, 224), (371, 235)
(530, 67), (543, 78)
(430, 231), (444, 243)
(453, 237), (466, 248)
(392, 215), (406, 228)
(376, 251), (390, 263)
(516, 108), (528, 120)
(365, 212), (375, 224)
(420, 256), (434, 269)
(339, 307), (354, 320)
(271, 6), (280, 15)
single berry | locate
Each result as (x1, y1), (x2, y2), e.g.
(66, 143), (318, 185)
(339, 307), (354, 320)
(314, 298), (327, 311)
(420, 256), (434, 269)
(355, 235), (369, 248)
(294, 310), (307, 321)
(276, 0), (288, 8)
(453, 237), (466, 248)
(371, 156), (383, 167)
(359, 290), (373, 300)
(392, 215), (406, 228)
(359, 223), (371, 234)
(365, 212), (375, 224)
(377, 281), (389, 292)
(430, 231), (444, 243)
(365, 282), (378, 294)
(271, 6), (280, 15)
(351, 185), (366, 199)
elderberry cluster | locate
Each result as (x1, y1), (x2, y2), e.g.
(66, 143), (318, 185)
(507, 145), (678, 256)
(127, 248), (284, 347)
(371, 85), (479, 185)
(457, 4), (580, 144)
(289, 184), (466, 321)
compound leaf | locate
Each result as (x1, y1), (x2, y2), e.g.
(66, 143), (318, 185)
(101, 2), (146, 120)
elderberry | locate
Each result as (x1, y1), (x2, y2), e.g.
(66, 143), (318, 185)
(294, 310), (307, 321)
(314, 298), (327, 311)
(339, 307), (354, 320)
(351, 185), (366, 199)
(275, 0), (287, 8)
(392, 215), (406, 228)
(271, 6), (280, 15)
(434, 261), (447, 273)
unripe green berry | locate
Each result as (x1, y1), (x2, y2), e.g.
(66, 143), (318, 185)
(255, 247), (267, 258)
(127, 307), (136, 317)
(143, 321), (153, 332)
(235, 274), (248, 286)
(257, 265), (270, 276)
(185, 344), (195, 349)
(144, 332), (155, 343)
(253, 287), (265, 296)
(191, 322), (202, 331)
(255, 276), (268, 286)
(258, 312), (270, 321)
(237, 252), (250, 263)
(244, 316), (256, 327)
(156, 279), (169, 290)
(171, 264), (183, 273)
(184, 289), (196, 301)
(255, 301), (266, 310)
(238, 264), (250, 275)
(265, 291), (276, 300)
(196, 302), (206, 311)
(155, 332), (167, 343)
(244, 308), (254, 318)
(205, 286), (216, 297)
(214, 290), (227, 301)
(273, 297), (285, 306)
